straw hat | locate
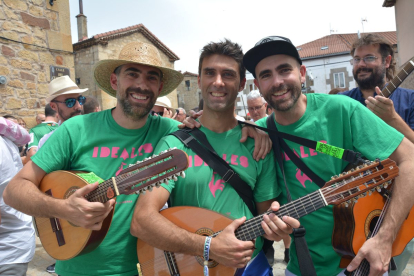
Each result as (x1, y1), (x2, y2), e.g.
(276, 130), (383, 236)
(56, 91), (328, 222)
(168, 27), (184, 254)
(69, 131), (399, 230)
(46, 75), (88, 103)
(93, 42), (184, 98)
(154, 96), (176, 115)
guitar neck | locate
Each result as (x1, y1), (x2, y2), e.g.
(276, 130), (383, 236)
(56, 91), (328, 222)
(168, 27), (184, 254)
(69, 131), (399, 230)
(234, 190), (326, 241)
(85, 174), (129, 203)
(381, 60), (414, 98)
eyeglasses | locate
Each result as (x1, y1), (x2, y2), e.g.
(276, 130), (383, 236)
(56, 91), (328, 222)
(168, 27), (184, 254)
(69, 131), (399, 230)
(247, 103), (266, 112)
(150, 110), (164, 116)
(52, 96), (86, 108)
(350, 56), (379, 65)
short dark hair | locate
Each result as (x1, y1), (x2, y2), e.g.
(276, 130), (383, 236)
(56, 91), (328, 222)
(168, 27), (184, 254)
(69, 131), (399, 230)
(351, 33), (396, 81)
(83, 96), (100, 114)
(198, 39), (246, 81)
(45, 104), (56, 117)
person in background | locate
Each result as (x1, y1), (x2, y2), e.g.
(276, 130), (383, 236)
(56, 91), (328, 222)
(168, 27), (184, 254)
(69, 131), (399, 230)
(0, 117), (34, 276)
(151, 96), (177, 119)
(339, 33), (414, 276)
(175, 107), (187, 122)
(83, 96), (101, 114)
(26, 104), (59, 162)
(247, 90), (268, 122)
(328, 87), (347, 95)
(35, 113), (45, 125)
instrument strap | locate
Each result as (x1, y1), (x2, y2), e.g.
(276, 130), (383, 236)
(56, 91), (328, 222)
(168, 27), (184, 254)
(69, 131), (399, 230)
(171, 128), (257, 216)
(265, 116), (317, 276)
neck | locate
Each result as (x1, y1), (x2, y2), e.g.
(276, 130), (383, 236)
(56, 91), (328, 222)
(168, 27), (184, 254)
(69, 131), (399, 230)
(359, 87), (376, 100)
(199, 108), (238, 133)
(273, 94), (307, 126)
(112, 106), (148, 129)
(44, 116), (57, 122)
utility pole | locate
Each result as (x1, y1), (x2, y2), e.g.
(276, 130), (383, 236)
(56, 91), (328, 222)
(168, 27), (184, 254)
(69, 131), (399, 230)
(361, 17), (368, 33)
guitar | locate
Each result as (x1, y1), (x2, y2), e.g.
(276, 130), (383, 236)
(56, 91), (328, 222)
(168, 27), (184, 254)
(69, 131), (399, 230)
(137, 159), (399, 276)
(33, 148), (188, 261)
(333, 187), (414, 273)
(380, 59), (414, 98)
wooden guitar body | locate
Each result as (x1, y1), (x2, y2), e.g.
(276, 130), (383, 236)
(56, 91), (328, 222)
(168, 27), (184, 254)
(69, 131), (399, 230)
(33, 171), (114, 260)
(137, 206), (239, 276)
(332, 190), (414, 268)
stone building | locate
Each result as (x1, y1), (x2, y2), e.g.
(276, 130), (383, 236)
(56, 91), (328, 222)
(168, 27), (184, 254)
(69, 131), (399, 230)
(0, 0), (74, 128)
(73, 23), (181, 110)
(176, 71), (199, 112)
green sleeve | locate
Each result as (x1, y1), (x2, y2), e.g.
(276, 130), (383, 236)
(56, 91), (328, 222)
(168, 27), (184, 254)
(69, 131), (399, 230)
(350, 104), (403, 160)
(32, 125), (73, 173)
(27, 129), (40, 149)
(252, 150), (280, 203)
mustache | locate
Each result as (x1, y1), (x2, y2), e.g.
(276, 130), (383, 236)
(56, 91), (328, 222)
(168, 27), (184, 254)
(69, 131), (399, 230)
(270, 84), (288, 94)
(356, 68), (373, 74)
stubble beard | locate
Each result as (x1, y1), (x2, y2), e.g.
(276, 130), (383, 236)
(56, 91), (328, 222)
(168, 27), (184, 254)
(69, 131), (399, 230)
(118, 87), (156, 121)
(57, 105), (82, 122)
(264, 82), (301, 112)
(354, 65), (386, 90)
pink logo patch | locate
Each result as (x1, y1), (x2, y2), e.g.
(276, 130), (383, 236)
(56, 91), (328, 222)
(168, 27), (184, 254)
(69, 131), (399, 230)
(295, 168), (312, 188)
(208, 172), (225, 197)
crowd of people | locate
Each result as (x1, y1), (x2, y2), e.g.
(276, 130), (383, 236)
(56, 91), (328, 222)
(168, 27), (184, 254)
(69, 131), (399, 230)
(0, 32), (413, 276)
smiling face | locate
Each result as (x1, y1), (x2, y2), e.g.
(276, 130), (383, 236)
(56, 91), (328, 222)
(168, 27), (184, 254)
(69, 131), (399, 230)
(198, 54), (245, 114)
(352, 44), (389, 90)
(254, 54), (305, 112)
(111, 63), (163, 121)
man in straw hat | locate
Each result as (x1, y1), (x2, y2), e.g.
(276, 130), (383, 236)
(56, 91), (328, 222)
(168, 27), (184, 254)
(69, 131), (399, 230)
(242, 36), (414, 276)
(4, 41), (184, 276)
(131, 39), (298, 275)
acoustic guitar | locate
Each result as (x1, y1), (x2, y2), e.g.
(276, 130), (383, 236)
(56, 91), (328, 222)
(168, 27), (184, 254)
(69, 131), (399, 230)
(137, 159), (398, 276)
(33, 148), (188, 260)
(333, 187), (414, 273)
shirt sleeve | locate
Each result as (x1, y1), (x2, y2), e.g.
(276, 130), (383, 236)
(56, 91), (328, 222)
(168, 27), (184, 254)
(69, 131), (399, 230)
(252, 150), (280, 203)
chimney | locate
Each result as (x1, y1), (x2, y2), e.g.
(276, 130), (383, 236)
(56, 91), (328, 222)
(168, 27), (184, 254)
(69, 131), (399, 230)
(76, 0), (88, 41)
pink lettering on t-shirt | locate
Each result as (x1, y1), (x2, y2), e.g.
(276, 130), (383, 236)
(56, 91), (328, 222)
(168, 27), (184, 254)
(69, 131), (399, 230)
(296, 168), (312, 188)
(100, 147), (110, 158)
(300, 146), (309, 158)
(208, 172), (225, 197)
(111, 147), (120, 158)
(120, 148), (129, 160)
(138, 143), (153, 156)
(116, 162), (127, 176)
(194, 155), (203, 167)
(222, 154), (229, 164)
(230, 155), (238, 165)
(131, 147), (138, 158)
(309, 148), (317, 156)
(92, 147), (99, 158)
(239, 156), (248, 168)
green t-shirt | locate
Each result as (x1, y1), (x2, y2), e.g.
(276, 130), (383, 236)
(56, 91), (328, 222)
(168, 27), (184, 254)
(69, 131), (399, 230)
(256, 93), (403, 276)
(32, 109), (179, 276)
(155, 124), (279, 258)
(28, 121), (58, 150)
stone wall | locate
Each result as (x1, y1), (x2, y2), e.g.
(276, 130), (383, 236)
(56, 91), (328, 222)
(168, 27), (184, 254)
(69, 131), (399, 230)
(0, 0), (74, 128)
(175, 72), (199, 112)
(74, 31), (179, 110)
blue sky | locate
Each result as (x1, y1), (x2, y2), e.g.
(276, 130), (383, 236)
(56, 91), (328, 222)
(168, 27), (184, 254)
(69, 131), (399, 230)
(69, 0), (396, 77)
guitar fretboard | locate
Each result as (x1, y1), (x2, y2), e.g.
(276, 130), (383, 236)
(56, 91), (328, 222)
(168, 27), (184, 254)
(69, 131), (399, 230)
(381, 60), (414, 97)
(234, 190), (326, 241)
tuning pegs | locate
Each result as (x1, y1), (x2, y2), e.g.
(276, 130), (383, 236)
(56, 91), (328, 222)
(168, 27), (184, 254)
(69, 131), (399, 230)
(148, 186), (153, 192)
(172, 175), (178, 181)
(180, 171), (186, 178)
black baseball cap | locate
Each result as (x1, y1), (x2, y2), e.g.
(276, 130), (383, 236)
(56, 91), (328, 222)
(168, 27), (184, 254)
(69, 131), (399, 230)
(244, 36), (302, 78)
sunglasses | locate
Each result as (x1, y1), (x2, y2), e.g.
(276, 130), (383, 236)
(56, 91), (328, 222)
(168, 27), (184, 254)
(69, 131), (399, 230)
(52, 96), (86, 108)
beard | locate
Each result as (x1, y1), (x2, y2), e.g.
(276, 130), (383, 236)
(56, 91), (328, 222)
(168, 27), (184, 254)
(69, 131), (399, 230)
(117, 87), (156, 121)
(57, 105), (82, 121)
(353, 65), (386, 90)
(263, 82), (302, 112)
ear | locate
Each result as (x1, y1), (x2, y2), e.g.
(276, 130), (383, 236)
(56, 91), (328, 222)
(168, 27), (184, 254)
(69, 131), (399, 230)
(254, 79), (260, 91)
(49, 102), (57, 112)
(384, 55), (392, 68)
(299, 65), (307, 84)
(110, 73), (118, 90)
(238, 78), (246, 92)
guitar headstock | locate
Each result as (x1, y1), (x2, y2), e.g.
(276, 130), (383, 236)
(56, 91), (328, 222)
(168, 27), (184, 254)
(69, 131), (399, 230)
(322, 158), (398, 206)
(116, 148), (189, 195)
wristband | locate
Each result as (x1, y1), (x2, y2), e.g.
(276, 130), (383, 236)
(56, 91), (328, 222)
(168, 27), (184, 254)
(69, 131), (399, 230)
(203, 236), (212, 276)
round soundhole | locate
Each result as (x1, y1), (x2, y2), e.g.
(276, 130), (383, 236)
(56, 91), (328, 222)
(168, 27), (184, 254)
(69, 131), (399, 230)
(195, 228), (219, 268)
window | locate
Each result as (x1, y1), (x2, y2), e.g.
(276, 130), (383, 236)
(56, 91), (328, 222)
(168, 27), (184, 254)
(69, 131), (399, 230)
(249, 84), (253, 91)
(333, 72), (345, 88)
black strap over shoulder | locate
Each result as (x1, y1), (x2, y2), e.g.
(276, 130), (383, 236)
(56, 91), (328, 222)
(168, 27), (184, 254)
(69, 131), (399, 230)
(171, 128), (257, 216)
(266, 116), (317, 276)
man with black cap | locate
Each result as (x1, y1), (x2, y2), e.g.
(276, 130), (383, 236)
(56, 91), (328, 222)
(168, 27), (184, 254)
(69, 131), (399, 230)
(243, 36), (414, 276)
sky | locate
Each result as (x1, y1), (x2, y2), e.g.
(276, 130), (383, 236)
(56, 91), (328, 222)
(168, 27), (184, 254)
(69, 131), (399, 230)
(68, 0), (396, 79)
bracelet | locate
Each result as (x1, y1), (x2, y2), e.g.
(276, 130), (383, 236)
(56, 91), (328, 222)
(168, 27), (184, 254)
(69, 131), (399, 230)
(203, 236), (212, 276)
